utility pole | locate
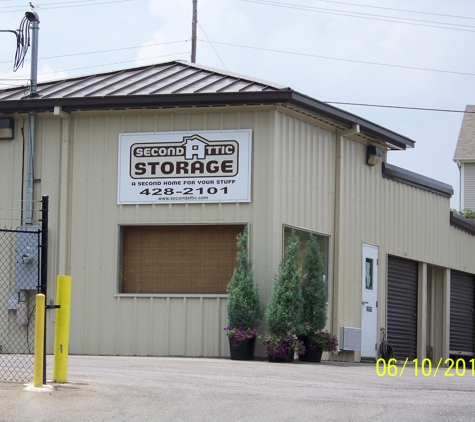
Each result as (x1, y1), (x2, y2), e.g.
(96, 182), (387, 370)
(191, 0), (197, 63)
(25, 9), (40, 225)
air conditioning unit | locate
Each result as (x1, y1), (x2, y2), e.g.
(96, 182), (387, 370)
(339, 326), (362, 351)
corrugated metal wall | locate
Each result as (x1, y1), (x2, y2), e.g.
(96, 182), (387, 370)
(0, 122), (24, 223)
(64, 109), (277, 356)
(427, 265), (445, 363)
(330, 135), (475, 359)
(2, 106), (475, 358)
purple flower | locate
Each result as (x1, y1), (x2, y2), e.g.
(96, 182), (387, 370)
(224, 326), (258, 348)
(259, 332), (306, 359)
(308, 331), (338, 352)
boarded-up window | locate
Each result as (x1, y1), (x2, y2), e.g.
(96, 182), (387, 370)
(119, 225), (245, 294)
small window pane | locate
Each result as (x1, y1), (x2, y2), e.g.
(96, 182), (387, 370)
(365, 258), (373, 290)
(283, 225), (329, 284)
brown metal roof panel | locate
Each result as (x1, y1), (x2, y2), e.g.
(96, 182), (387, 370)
(49, 62), (177, 98)
(195, 77), (254, 93)
(217, 79), (250, 93)
(0, 87), (30, 100)
(62, 71), (138, 97)
(170, 73), (223, 93)
(37, 74), (110, 98)
(239, 82), (272, 92)
(84, 66), (174, 97)
(148, 69), (208, 94)
(125, 65), (198, 95)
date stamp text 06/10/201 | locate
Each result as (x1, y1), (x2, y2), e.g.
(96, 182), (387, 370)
(376, 358), (475, 377)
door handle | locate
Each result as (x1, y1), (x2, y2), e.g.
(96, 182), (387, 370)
(362, 301), (369, 305)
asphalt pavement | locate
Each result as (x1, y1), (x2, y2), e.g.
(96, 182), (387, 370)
(1, 355), (475, 421)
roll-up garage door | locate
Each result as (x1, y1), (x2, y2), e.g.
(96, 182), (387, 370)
(450, 270), (475, 356)
(387, 256), (418, 360)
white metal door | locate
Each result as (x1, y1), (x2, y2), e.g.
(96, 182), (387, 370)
(361, 244), (378, 358)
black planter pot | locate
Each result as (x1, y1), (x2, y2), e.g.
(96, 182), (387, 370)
(298, 336), (323, 362)
(268, 347), (294, 363)
(229, 335), (257, 361)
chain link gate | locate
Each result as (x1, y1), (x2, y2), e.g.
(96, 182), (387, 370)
(0, 227), (41, 382)
(0, 196), (48, 383)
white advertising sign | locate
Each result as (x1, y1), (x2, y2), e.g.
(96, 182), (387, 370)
(118, 130), (252, 204)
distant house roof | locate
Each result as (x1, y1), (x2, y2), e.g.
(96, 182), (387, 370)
(454, 105), (475, 161)
(0, 60), (415, 150)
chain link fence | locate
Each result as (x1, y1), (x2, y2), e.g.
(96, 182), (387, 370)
(0, 226), (41, 382)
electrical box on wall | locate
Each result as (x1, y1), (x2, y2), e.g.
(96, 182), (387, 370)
(339, 326), (362, 351)
(16, 226), (41, 290)
(7, 292), (18, 310)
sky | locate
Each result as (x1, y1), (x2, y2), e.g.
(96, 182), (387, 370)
(1, 0), (475, 209)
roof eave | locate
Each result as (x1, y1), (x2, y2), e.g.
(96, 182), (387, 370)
(0, 90), (415, 150)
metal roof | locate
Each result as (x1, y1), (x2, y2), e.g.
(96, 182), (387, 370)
(0, 61), (287, 101)
(0, 60), (415, 150)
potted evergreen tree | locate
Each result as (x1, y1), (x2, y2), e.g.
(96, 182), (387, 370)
(261, 231), (305, 362)
(225, 228), (263, 360)
(298, 234), (337, 362)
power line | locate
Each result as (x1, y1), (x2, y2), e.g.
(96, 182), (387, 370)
(238, 0), (475, 33)
(0, 52), (190, 87)
(198, 23), (227, 71)
(244, 0), (475, 21)
(325, 102), (475, 113)
(0, 40), (190, 65)
(198, 40), (475, 77)
(0, 0), (105, 9)
(2, 38), (473, 84)
(0, 0), (135, 13)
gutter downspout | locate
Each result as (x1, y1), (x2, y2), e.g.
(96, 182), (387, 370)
(25, 10), (40, 225)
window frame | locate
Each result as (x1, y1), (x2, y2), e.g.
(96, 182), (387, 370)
(116, 223), (247, 298)
(282, 224), (330, 292)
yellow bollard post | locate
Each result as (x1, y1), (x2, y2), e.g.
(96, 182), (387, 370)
(34, 294), (45, 388)
(53, 275), (71, 383)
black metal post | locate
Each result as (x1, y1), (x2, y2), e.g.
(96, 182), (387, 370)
(40, 195), (48, 384)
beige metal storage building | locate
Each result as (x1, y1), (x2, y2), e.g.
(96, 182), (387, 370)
(1, 61), (474, 363)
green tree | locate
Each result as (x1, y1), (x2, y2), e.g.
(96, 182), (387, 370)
(226, 228), (263, 329)
(265, 231), (303, 335)
(299, 234), (327, 335)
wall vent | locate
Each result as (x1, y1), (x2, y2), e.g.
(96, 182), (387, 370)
(339, 326), (362, 351)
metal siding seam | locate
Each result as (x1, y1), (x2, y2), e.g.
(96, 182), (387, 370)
(418, 262), (428, 361)
(166, 297), (170, 356)
(149, 297), (153, 355)
(133, 296), (137, 355)
(216, 297), (220, 356)
(200, 297), (203, 357)
(183, 297), (187, 356)
(116, 297), (120, 355)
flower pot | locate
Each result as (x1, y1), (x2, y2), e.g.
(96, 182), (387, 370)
(229, 335), (257, 361)
(268, 348), (294, 363)
(298, 336), (323, 362)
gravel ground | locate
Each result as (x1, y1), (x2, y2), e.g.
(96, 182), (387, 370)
(1, 355), (474, 421)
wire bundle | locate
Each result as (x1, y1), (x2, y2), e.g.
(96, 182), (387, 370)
(12, 15), (31, 72)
